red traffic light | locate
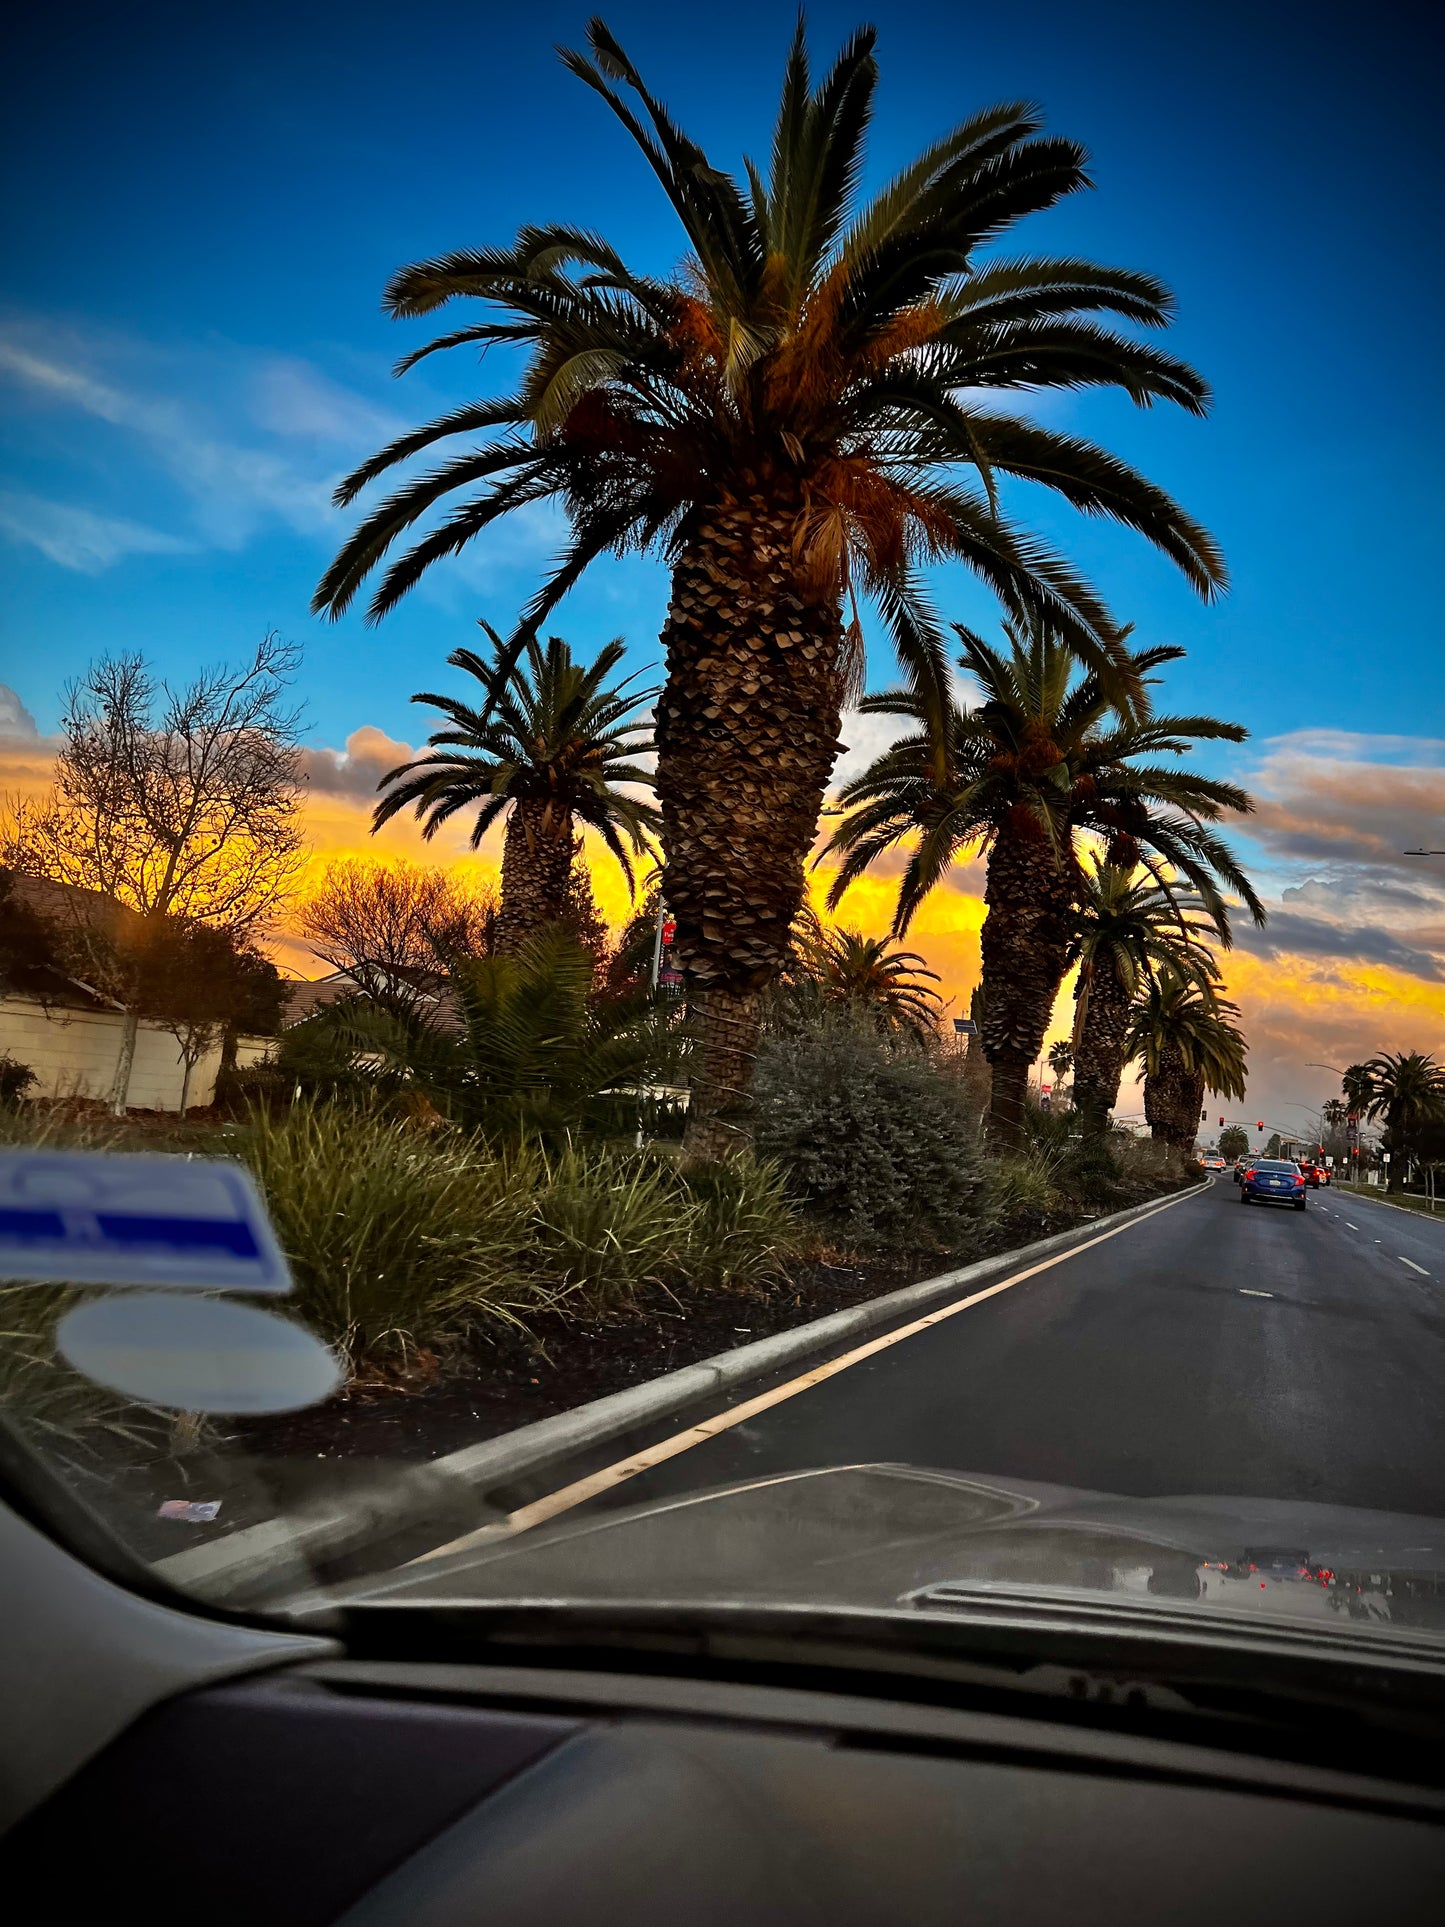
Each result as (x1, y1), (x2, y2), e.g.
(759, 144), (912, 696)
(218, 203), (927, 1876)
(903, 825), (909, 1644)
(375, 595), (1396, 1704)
(1256, 1121), (1264, 1131)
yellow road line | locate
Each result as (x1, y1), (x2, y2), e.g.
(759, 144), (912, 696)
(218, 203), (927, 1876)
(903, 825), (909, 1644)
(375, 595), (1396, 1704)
(410, 1185), (1205, 1567)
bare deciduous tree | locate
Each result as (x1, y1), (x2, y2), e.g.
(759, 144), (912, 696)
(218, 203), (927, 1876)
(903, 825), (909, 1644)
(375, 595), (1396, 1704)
(2, 634), (304, 1108)
(298, 857), (496, 1014)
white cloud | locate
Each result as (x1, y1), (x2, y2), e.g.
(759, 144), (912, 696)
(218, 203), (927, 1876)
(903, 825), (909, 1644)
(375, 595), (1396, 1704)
(0, 490), (191, 573)
(0, 319), (415, 561)
(0, 683), (39, 737)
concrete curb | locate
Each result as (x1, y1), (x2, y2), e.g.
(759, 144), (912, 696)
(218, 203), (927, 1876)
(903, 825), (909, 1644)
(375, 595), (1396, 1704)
(1330, 1185), (1442, 1221)
(158, 1178), (1210, 1597)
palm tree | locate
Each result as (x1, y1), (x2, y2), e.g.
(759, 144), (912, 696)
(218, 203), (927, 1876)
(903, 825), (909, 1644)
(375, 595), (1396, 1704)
(823, 622), (1262, 1146)
(374, 625), (659, 951)
(315, 927), (672, 1144)
(315, 18), (1224, 1155)
(796, 924), (943, 1041)
(1067, 857), (1226, 1130)
(1360, 1050), (1445, 1190)
(1126, 969), (1247, 1154)
(1046, 1039), (1074, 1083)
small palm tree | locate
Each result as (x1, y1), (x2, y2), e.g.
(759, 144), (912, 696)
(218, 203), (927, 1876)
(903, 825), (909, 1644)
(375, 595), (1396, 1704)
(1067, 857), (1226, 1129)
(1126, 969), (1247, 1154)
(796, 924), (943, 1041)
(317, 17), (1223, 1154)
(1046, 1040), (1074, 1082)
(1360, 1050), (1445, 1190)
(374, 625), (659, 951)
(322, 927), (672, 1143)
(823, 621), (1262, 1147)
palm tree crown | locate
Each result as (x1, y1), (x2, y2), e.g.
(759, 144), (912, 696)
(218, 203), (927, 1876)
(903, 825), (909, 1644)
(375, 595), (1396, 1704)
(823, 620), (1262, 1142)
(315, 16), (1225, 1154)
(1067, 856), (1226, 1125)
(375, 624), (659, 948)
(795, 923), (943, 1040)
(1360, 1049), (1445, 1186)
(315, 19), (1220, 675)
(1127, 968), (1247, 1152)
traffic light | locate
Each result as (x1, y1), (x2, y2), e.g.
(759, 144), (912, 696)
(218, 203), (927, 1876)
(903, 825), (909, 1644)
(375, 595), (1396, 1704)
(1257, 1121), (1264, 1131)
(1200, 1108), (1207, 1122)
(1219, 1116), (1224, 1126)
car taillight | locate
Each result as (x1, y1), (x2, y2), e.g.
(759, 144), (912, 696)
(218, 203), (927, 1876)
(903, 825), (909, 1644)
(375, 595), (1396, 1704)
(1293, 1175), (1304, 1187)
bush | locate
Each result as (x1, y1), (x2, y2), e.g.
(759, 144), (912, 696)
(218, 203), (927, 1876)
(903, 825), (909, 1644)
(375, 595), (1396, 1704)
(0, 1284), (169, 1464)
(754, 1017), (986, 1251)
(0, 1055), (37, 1104)
(238, 1102), (547, 1368)
(670, 1155), (797, 1292)
(526, 1143), (685, 1312)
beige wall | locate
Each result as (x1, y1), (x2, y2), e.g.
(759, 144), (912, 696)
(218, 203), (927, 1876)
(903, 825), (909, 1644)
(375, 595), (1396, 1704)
(0, 996), (227, 1111)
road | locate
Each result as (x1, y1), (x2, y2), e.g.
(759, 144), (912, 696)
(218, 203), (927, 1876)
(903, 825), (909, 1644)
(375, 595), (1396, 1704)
(547, 1177), (1445, 1529)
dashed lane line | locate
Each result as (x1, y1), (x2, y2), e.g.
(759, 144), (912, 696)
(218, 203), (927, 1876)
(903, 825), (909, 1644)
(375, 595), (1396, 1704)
(1400, 1257), (1430, 1277)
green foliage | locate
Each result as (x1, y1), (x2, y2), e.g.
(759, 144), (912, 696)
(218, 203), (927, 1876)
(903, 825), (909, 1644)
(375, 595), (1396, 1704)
(0, 1285), (168, 1463)
(754, 1016), (986, 1250)
(1217, 1124), (1249, 1161)
(238, 1101), (547, 1367)
(236, 1100), (796, 1366)
(373, 627), (660, 889)
(0, 1055), (38, 1104)
(320, 927), (676, 1143)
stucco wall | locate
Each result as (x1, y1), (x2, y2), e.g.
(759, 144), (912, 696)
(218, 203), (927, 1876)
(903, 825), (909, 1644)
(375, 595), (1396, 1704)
(0, 997), (226, 1110)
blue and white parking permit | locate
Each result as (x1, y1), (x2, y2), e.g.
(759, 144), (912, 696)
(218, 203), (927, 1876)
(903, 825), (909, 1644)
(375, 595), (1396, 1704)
(0, 1150), (293, 1293)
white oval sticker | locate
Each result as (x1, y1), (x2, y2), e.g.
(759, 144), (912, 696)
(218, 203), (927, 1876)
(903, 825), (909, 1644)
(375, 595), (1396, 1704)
(57, 1292), (341, 1415)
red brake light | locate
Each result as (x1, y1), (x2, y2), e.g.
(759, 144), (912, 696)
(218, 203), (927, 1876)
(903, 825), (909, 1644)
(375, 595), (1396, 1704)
(1293, 1175), (1304, 1187)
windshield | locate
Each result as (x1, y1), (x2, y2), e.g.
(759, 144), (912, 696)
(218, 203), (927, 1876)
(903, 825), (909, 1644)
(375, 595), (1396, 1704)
(3, 8), (1444, 1679)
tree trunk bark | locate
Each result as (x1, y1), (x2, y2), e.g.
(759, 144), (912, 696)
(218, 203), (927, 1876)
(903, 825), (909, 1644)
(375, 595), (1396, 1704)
(655, 492), (845, 1157)
(978, 828), (1076, 1153)
(109, 1008), (139, 1115)
(1144, 1048), (1204, 1152)
(1071, 963), (1133, 1131)
(493, 800), (576, 953)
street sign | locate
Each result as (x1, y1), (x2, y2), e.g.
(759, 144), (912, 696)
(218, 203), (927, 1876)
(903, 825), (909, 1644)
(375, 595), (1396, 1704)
(0, 1150), (293, 1292)
(953, 1018), (977, 1036)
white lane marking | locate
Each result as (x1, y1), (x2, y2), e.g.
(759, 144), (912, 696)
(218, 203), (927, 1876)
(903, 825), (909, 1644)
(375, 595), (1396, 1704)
(411, 1186), (1207, 1563)
(1400, 1257), (1430, 1277)
(1238, 1289), (1274, 1298)
(1345, 1222), (1360, 1230)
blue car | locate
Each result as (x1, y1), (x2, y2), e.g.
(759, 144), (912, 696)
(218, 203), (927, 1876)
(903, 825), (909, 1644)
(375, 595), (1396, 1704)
(1239, 1158), (1308, 1210)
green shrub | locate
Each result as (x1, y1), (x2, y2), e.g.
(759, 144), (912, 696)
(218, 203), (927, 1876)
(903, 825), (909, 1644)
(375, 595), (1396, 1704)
(0, 1055), (38, 1104)
(754, 1018), (986, 1251)
(986, 1149), (1061, 1220)
(670, 1155), (798, 1291)
(0, 1285), (168, 1464)
(238, 1101), (546, 1367)
(526, 1143), (685, 1312)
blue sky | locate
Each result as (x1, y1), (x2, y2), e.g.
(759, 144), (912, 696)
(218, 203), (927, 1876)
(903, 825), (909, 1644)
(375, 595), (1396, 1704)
(3, 0), (1441, 750)
(2, 0), (1443, 1119)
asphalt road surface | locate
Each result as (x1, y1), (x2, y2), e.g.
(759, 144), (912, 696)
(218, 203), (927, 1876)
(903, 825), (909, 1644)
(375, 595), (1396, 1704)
(566, 1178), (1445, 1525)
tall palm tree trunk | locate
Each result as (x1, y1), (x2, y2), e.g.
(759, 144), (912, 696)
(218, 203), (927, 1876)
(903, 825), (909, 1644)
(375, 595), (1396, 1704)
(1072, 965), (1133, 1130)
(1143, 1046), (1203, 1153)
(978, 831), (1075, 1152)
(494, 800), (575, 953)
(656, 492), (845, 1158)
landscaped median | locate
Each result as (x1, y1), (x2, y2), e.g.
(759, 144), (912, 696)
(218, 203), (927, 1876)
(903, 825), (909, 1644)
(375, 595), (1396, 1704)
(153, 1177), (1208, 1607)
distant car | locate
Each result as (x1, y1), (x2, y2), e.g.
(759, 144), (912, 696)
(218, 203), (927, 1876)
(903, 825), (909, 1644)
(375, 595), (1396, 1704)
(1201, 1156), (1227, 1173)
(1240, 1158), (1308, 1210)
(1298, 1161), (1327, 1189)
(1232, 1156), (1259, 1185)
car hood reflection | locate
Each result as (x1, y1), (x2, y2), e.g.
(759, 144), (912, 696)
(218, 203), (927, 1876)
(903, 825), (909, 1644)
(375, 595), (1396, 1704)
(354, 1463), (1445, 1637)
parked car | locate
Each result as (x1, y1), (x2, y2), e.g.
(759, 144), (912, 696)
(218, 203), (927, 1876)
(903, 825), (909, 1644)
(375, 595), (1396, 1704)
(1239, 1159), (1308, 1210)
